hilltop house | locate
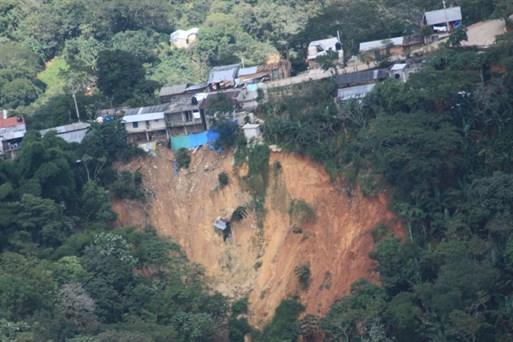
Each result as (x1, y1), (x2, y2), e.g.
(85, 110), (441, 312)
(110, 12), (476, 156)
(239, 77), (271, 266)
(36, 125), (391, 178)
(170, 27), (199, 48)
(307, 37), (344, 69)
(40, 122), (91, 144)
(122, 95), (206, 143)
(0, 111), (26, 160)
(423, 7), (462, 33)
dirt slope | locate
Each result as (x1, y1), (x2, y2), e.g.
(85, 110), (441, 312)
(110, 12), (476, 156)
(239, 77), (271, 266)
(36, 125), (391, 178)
(114, 146), (400, 327)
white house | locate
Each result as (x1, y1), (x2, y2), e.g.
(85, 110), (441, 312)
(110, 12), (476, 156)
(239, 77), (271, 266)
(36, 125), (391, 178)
(122, 109), (168, 143)
(242, 123), (262, 142)
(170, 27), (199, 48)
(307, 37), (343, 68)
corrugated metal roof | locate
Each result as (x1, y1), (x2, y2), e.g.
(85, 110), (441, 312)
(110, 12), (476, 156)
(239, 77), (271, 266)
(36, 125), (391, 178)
(391, 63), (407, 71)
(359, 36), (405, 52)
(40, 122), (90, 144)
(186, 83), (208, 92)
(123, 104), (170, 116)
(424, 7), (462, 26)
(334, 69), (388, 87)
(238, 66), (258, 77)
(208, 64), (240, 84)
(337, 84), (376, 101)
(159, 84), (188, 97)
(122, 112), (165, 123)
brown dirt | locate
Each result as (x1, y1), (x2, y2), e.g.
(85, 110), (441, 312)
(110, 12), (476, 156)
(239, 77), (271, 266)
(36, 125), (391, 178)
(114, 146), (401, 328)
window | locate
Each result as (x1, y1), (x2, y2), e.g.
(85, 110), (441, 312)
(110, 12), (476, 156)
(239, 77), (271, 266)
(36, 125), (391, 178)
(132, 122), (138, 128)
(184, 111), (193, 122)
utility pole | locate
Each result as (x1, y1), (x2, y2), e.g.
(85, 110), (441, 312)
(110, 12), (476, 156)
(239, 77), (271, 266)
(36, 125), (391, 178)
(443, 0), (450, 33)
(72, 92), (81, 122)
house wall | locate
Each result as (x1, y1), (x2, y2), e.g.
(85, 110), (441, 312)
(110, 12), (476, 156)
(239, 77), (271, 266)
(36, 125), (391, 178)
(125, 119), (167, 134)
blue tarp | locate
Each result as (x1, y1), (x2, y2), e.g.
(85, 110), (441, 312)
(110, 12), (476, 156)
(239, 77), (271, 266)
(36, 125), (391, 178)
(170, 130), (220, 151)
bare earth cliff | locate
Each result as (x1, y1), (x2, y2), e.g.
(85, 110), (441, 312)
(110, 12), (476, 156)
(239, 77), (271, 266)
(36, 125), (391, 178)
(113, 146), (400, 327)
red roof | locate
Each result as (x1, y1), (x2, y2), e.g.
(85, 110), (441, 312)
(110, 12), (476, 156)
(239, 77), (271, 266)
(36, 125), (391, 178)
(0, 116), (24, 129)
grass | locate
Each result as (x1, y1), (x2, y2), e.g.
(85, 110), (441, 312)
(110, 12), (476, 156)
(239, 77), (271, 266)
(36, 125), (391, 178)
(32, 57), (69, 108)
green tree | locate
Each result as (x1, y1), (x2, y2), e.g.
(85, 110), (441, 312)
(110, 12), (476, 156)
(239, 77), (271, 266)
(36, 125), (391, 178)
(96, 50), (146, 105)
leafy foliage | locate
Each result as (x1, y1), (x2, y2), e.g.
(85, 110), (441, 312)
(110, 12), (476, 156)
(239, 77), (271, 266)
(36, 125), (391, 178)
(175, 148), (191, 171)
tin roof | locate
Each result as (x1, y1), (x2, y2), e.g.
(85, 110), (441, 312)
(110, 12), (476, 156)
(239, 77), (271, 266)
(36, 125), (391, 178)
(337, 84), (376, 101)
(238, 66), (259, 77)
(424, 7), (462, 26)
(159, 84), (188, 97)
(334, 69), (388, 87)
(359, 36), (405, 52)
(208, 64), (240, 84)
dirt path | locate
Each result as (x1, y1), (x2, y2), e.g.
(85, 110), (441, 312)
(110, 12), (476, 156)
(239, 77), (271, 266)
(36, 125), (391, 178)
(462, 19), (507, 48)
(114, 147), (402, 327)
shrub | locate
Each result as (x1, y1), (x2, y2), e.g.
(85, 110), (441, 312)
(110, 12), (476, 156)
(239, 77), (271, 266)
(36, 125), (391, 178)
(289, 199), (316, 225)
(258, 298), (304, 341)
(111, 170), (144, 200)
(272, 161), (282, 176)
(231, 206), (248, 222)
(175, 148), (191, 170)
(232, 298), (249, 316)
(218, 172), (229, 188)
(295, 264), (311, 290)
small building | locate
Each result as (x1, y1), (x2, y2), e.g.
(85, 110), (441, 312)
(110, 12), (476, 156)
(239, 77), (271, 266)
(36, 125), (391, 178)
(390, 63), (409, 82)
(0, 111), (26, 160)
(237, 60), (291, 85)
(170, 27), (199, 49)
(122, 107), (168, 143)
(334, 69), (389, 89)
(242, 123), (262, 141)
(208, 64), (241, 91)
(337, 84), (376, 102)
(40, 122), (91, 144)
(423, 7), (462, 33)
(159, 83), (208, 103)
(307, 37), (344, 69)
(122, 96), (206, 143)
(359, 35), (424, 61)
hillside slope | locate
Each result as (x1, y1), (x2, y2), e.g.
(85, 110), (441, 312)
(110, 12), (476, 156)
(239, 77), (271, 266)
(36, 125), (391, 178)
(114, 146), (401, 327)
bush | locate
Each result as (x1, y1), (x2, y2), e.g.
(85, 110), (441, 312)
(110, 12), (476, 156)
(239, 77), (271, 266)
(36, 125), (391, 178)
(218, 172), (229, 188)
(175, 148), (191, 170)
(232, 298), (249, 316)
(231, 206), (248, 222)
(289, 199), (316, 225)
(258, 298), (304, 342)
(295, 264), (311, 290)
(111, 171), (144, 200)
(213, 120), (242, 149)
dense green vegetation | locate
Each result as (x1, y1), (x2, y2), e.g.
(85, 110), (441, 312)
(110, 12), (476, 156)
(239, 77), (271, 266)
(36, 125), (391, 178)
(2, 1), (513, 341)
(261, 32), (513, 341)
(0, 123), (231, 341)
(3, 0), (512, 121)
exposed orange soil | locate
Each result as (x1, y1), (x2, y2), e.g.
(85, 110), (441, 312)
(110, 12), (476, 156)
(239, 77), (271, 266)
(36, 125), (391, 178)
(114, 146), (401, 327)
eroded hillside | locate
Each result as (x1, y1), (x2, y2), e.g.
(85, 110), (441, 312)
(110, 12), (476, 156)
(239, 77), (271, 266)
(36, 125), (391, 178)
(114, 146), (401, 327)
